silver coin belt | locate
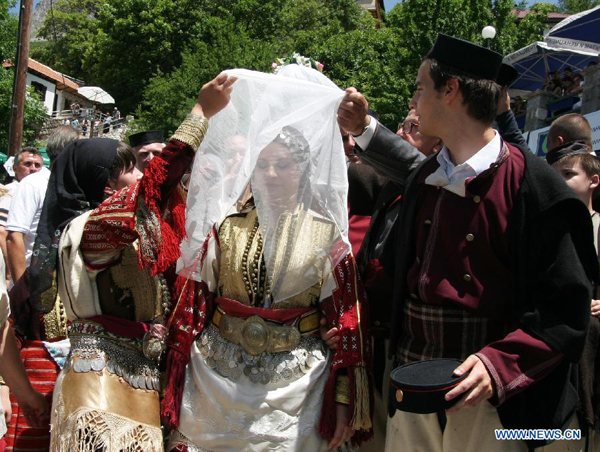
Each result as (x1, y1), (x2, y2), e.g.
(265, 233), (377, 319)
(66, 330), (160, 392)
(198, 323), (327, 385)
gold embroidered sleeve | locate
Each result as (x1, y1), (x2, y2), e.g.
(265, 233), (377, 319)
(171, 114), (208, 151)
(334, 374), (350, 405)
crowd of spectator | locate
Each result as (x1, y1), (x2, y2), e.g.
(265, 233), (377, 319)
(543, 64), (596, 99)
(60, 103), (122, 138)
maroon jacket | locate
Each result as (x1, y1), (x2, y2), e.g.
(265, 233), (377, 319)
(401, 141), (562, 404)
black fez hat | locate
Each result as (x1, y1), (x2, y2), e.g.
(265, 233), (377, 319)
(128, 130), (165, 148)
(390, 359), (468, 414)
(497, 63), (519, 87)
(546, 140), (593, 165)
(426, 34), (503, 82)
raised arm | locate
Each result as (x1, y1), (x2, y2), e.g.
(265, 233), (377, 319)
(338, 88), (425, 185)
(81, 73), (237, 269)
(496, 88), (530, 153)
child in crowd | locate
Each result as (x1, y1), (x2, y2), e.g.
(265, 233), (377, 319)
(547, 140), (600, 450)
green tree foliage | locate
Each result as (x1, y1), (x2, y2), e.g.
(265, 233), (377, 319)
(0, 69), (48, 154)
(557, 0), (599, 13)
(32, 0), (554, 133)
(387, 0), (525, 67)
(0, 0), (18, 62)
(0, 0), (48, 154)
(32, 0), (102, 81)
(306, 15), (410, 129)
(511, 3), (560, 50)
(134, 0), (392, 133)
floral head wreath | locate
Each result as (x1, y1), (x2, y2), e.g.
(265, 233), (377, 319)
(271, 52), (324, 74)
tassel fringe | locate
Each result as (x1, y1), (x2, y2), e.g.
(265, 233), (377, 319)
(51, 405), (162, 452)
(161, 350), (188, 430)
(137, 156), (187, 277)
(171, 203), (187, 239)
(351, 366), (372, 431)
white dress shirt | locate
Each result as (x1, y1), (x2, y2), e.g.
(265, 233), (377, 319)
(424, 131), (501, 197)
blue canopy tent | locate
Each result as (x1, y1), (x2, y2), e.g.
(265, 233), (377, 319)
(546, 5), (600, 54)
(504, 41), (597, 92)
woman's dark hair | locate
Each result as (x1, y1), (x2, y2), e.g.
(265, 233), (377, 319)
(425, 58), (501, 125)
(109, 141), (137, 181)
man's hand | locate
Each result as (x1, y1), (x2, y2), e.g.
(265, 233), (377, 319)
(592, 300), (600, 318)
(192, 73), (238, 119)
(17, 389), (49, 428)
(0, 322), (48, 428)
(445, 355), (494, 414)
(320, 318), (340, 350)
(497, 87), (511, 115)
(327, 403), (354, 450)
(338, 88), (370, 136)
(1, 385), (10, 423)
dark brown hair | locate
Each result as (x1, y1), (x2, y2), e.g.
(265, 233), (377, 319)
(109, 141), (137, 181)
(425, 58), (501, 125)
(563, 153), (600, 179)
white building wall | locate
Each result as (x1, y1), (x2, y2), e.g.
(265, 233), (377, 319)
(25, 73), (56, 113)
(356, 0), (377, 10)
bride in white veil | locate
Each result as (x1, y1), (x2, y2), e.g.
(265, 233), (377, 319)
(169, 58), (373, 451)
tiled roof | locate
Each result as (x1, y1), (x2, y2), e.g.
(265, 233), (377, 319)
(513, 10), (570, 21)
(2, 58), (80, 92)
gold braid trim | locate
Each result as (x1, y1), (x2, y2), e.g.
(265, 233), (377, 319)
(350, 261), (372, 431)
(171, 114), (208, 151)
(0, 376), (5, 385)
(334, 374), (350, 405)
(43, 293), (69, 340)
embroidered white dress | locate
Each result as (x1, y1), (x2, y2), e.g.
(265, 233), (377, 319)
(170, 208), (350, 452)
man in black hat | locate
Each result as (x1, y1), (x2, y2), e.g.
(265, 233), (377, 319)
(128, 130), (165, 172)
(338, 34), (596, 451)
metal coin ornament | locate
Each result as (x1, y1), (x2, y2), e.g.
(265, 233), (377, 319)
(143, 323), (168, 361)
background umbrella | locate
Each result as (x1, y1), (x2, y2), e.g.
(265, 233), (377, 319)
(504, 41), (597, 92)
(77, 86), (115, 104)
(546, 5), (600, 55)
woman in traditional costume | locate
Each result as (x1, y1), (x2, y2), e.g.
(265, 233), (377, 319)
(166, 62), (373, 451)
(27, 74), (235, 451)
(0, 250), (49, 449)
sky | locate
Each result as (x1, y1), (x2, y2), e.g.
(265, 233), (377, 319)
(9, 0), (39, 14)
(383, 0), (559, 10)
(12, 0), (558, 15)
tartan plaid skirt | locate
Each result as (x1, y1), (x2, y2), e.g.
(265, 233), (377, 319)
(397, 298), (508, 364)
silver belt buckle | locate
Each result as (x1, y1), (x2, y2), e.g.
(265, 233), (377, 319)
(219, 314), (300, 355)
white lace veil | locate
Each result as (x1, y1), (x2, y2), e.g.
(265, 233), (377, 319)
(178, 65), (349, 302)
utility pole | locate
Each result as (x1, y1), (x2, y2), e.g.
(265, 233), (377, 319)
(8, 0), (33, 157)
